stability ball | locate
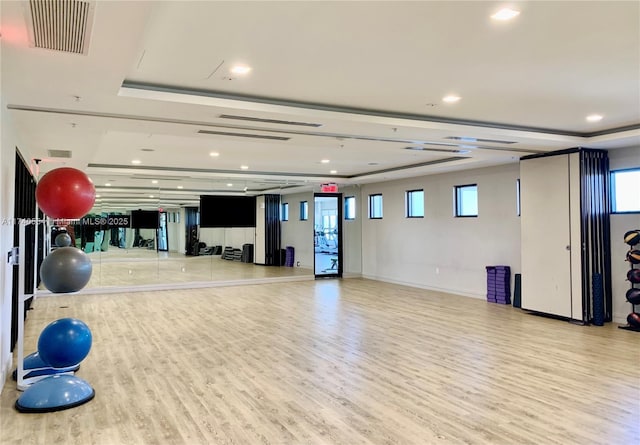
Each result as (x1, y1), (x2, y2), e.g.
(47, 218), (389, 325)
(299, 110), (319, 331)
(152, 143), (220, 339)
(37, 318), (92, 368)
(40, 247), (92, 293)
(35, 167), (95, 219)
(55, 232), (72, 247)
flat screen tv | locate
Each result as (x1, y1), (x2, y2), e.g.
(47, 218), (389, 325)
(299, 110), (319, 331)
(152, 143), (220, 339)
(200, 195), (256, 228)
(131, 210), (160, 229)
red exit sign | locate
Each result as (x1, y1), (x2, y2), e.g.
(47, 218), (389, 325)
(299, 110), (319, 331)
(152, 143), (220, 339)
(320, 183), (338, 193)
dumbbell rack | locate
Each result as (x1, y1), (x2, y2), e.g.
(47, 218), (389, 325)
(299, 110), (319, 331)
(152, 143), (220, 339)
(619, 231), (640, 332)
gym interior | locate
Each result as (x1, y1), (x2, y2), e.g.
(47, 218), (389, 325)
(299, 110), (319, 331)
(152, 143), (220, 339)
(0, 2), (639, 444)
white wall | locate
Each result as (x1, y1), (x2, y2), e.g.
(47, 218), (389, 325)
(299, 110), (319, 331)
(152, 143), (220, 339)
(608, 146), (640, 323)
(199, 227), (255, 250)
(340, 185), (362, 276)
(360, 163), (522, 298)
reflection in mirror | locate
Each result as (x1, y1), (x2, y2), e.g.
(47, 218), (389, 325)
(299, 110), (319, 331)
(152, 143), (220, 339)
(78, 174), (310, 290)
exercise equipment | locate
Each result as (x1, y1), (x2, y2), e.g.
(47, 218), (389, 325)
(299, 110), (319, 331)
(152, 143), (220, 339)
(627, 313), (640, 328)
(54, 232), (72, 247)
(626, 288), (640, 305)
(627, 268), (640, 284)
(623, 230), (640, 247)
(15, 374), (95, 413)
(12, 351), (79, 384)
(35, 167), (95, 219)
(626, 250), (640, 264)
(37, 318), (92, 368)
(40, 247), (92, 293)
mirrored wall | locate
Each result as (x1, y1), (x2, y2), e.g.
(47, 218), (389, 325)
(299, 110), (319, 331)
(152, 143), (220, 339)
(48, 174), (312, 291)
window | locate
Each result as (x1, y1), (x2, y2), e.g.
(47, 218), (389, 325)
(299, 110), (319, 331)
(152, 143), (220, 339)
(368, 194), (383, 219)
(344, 196), (356, 220)
(282, 203), (289, 221)
(299, 201), (308, 220)
(612, 168), (640, 213)
(406, 189), (424, 218)
(455, 184), (478, 217)
(516, 179), (521, 216)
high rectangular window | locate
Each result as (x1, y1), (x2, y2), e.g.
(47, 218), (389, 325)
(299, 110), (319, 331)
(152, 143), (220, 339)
(612, 168), (640, 213)
(282, 203), (289, 221)
(516, 179), (521, 216)
(300, 201), (308, 220)
(455, 184), (478, 217)
(406, 189), (424, 218)
(368, 194), (383, 219)
(344, 196), (356, 220)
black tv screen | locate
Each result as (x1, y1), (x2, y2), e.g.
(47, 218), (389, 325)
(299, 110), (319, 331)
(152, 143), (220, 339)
(131, 210), (159, 229)
(200, 195), (256, 228)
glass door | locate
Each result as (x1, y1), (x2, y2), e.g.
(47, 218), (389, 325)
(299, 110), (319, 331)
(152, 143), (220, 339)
(157, 211), (168, 251)
(314, 193), (342, 277)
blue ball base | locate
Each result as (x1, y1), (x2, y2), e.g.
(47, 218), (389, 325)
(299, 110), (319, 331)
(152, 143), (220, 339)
(12, 351), (80, 382)
(15, 375), (95, 413)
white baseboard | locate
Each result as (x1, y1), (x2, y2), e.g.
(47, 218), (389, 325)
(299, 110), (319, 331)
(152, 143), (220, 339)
(361, 274), (484, 299)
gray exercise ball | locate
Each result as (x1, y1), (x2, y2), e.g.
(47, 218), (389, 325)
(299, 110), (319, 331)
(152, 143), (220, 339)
(55, 232), (72, 247)
(40, 247), (92, 293)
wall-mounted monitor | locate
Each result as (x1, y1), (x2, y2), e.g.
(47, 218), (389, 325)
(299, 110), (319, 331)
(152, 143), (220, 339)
(200, 195), (256, 228)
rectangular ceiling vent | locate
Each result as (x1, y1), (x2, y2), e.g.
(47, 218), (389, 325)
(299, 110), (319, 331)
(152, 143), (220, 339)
(445, 136), (517, 144)
(47, 149), (72, 158)
(404, 146), (470, 154)
(219, 114), (323, 128)
(197, 129), (290, 141)
(26, 0), (95, 55)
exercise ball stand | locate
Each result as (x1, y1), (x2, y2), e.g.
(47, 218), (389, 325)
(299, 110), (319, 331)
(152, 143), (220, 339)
(13, 221), (95, 413)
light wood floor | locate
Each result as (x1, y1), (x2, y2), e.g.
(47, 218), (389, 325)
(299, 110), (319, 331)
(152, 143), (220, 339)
(2, 278), (639, 445)
(85, 249), (312, 289)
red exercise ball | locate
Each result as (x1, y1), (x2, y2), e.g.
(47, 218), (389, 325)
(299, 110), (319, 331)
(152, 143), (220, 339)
(35, 167), (95, 219)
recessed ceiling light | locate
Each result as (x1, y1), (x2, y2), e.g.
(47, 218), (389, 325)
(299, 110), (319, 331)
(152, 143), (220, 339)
(443, 95), (461, 103)
(330, 170), (337, 174)
(149, 195), (154, 198)
(209, 152), (219, 157)
(131, 159), (141, 164)
(95, 194), (101, 198)
(230, 65), (251, 75)
(105, 183), (111, 187)
(240, 165), (249, 170)
(227, 183), (233, 187)
(177, 186), (184, 189)
(321, 159), (330, 164)
(491, 8), (520, 21)
(586, 114), (603, 122)
(151, 180), (158, 184)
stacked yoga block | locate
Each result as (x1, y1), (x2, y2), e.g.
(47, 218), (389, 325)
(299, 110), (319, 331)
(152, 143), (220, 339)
(486, 265), (511, 304)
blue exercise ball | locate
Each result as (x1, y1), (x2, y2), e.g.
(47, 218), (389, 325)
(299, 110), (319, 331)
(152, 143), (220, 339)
(37, 318), (92, 368)
(55, 232), (72, 247)
(40, 247), (92, 293)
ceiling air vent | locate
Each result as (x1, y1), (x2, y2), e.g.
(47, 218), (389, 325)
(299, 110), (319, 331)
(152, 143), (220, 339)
(26, 0), (95, 55)
(404, 146), (470, 154)
(47, 149), (72, 158)
(197, 129), (290, 141)
(219, 114), (323, 128)
(445, 136), (517, 144)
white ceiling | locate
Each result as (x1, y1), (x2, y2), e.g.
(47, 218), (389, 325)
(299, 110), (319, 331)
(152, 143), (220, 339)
(1, 1), (639, 210)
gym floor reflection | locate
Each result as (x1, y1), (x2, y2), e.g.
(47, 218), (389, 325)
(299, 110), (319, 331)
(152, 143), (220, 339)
(80, 249), (312, 289)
